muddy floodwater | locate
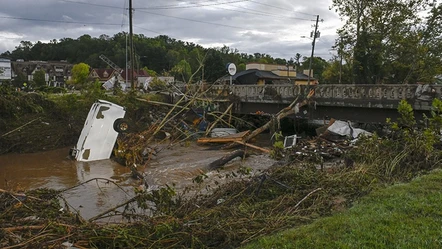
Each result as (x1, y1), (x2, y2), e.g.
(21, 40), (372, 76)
(0, 140), (275, 220)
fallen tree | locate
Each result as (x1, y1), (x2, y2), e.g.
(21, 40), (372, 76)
(207, 149), (246, 170)
(224, 89), (314, 150)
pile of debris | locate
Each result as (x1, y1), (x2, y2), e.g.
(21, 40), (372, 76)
(284, 119), (373, 168)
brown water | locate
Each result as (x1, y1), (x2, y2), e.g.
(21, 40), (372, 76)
(0, 141), (275, 220)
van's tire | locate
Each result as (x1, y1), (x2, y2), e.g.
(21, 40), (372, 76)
(114, 118), (130, 133)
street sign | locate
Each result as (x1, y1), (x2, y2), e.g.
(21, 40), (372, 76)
(227, 63), (237, 76)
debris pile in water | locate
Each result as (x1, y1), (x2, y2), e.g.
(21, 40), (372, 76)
(2, 128), (440, 249)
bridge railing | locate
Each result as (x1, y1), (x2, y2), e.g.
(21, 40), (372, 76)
(207, 85), (304, 104)
(314, 84), (421, 100)
(208, 84), (426, 101)
(205, 84), (442, 110)
(227, 85), (302, 98)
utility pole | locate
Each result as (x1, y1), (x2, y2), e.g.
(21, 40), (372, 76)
(339, 36), (343, 84)
(307, 15), (320, 88)
(129, 0), (135, 90)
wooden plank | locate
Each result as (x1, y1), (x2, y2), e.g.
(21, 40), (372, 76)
(234, 141), (271, 153)
(197, 130), (250, 144)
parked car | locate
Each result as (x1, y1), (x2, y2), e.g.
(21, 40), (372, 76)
(70, 100), (129, 162)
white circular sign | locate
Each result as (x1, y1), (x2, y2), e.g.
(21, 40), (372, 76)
(227, 63), (237, 76)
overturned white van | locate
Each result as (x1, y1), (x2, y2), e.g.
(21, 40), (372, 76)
(70, 100), (128, 162)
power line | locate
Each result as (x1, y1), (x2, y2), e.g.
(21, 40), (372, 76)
(121, 0), (128, 29)
(0, 15), (122, 26)
(133, 25), (162, 34)
(59, 0), (311, 27)
(59, 0), (124, 10)
(137, 0), (250, 10)
(61, 0), (314, 20)
(223, 5), (311, 21)
(138, 0), (310, 21)
(248, 0), (315, 17)
(136, 9), (246, 30)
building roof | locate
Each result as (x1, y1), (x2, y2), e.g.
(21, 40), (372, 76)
(11, 60), (73, 75)
(217, 68), (316, 85)
(294, 72), (311, 80)
(90, 68), (116, 80)
(233, 69), (282, 80)
(120, 69), (150, 81)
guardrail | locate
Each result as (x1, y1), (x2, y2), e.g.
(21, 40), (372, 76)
(208, 84), (434, 100)
(200, 84), (440, 111)
(314, 84), (421, 100)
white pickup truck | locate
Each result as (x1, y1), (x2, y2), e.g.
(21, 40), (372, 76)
(70, 100), (129, 162)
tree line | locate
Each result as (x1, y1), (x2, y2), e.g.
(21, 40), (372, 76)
(1, 33), (326, 84)
(330, 0), (442, 84)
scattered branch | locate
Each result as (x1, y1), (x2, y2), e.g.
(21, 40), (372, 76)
(1, 118), (41, 137)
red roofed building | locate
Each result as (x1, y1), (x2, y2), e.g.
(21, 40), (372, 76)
(90, 68), (117, 82)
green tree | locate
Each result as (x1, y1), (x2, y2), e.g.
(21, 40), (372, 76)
(70, 63), (90, 89)
(5, 32), (331, 80)
(171, 60), (191, 83)
(294, 53), (302, 71)
(322, 58), (352, 84)
(12, 71), (26, 87)
(237, 63), (246, 72)
(204, 49), (225, 83)
(33, 69), (46, 87)
(331, 0), (437, 84)
(301, 56), (329, 83)
(142, 66), (157, 77)
(13, 41), (33, 60)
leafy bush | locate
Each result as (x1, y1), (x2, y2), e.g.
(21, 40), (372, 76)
(348, 99), (442, 182)
(35, 86), (67, 94)
(148, 77), (168, 91)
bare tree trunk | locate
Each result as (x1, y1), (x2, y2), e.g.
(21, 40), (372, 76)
(207, 149), (246, 170)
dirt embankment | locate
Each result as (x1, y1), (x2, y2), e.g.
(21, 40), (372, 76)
(0, 91), (84, 154)
(0, 89), (180, 155)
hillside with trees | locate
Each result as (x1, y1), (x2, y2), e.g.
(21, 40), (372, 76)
(1, 33), (326, 84)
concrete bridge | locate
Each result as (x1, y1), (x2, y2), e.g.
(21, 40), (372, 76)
(202, 84), (440, 123)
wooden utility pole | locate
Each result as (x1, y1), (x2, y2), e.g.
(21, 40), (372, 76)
(307, 15), (320, 88)
(339, 36), (343, 84)
(129, 0), (135, 90)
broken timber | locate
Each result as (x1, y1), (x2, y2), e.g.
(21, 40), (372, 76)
(224, 89), (314, 150)
(234, 141), (270, 153)
(207, 149), (246, 170)
(197, 130), (250, 144)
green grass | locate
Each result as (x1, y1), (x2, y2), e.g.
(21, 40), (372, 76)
(243, 169), (442, 249)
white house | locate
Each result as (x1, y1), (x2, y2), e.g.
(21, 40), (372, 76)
(0, 58), (12, 82)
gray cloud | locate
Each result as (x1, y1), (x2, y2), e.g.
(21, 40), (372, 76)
(0, 0), (342, 61)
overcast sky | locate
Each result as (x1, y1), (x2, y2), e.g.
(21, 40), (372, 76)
(0, 0), (343, 61)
